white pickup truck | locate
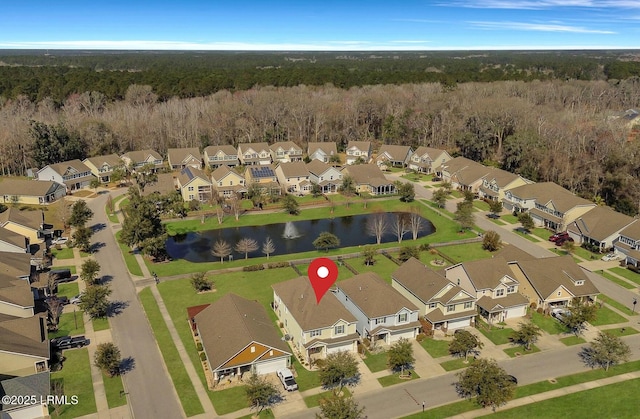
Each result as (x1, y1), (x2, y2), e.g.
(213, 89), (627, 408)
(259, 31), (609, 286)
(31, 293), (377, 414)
(276, 368), (298, 391)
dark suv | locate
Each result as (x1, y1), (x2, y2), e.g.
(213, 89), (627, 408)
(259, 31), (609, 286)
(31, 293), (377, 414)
(51, 335), (90, 350)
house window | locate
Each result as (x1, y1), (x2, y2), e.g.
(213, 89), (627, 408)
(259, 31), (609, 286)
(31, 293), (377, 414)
(230, 181), (233, 186)
(375, 317), (384, 325)
(496, 289), (505, 297)
(575, 280), (584, 286)
(189, 195), (194, 200)
(188, 186), (194, 191)
(251, 346), (255, 353)
(398, 313), (408, 323)
(429, 303), (437, 309)
(310, 329), (321, 337)
(507, 286), (515, 293)
(557, 291), (562, 296)
(447, 305), (455, 312)
(464, 301), (473, 309)
(334, 325), (344, 335)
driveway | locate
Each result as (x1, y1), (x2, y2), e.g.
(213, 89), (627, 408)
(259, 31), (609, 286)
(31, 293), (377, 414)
(87, 191), (184, 419)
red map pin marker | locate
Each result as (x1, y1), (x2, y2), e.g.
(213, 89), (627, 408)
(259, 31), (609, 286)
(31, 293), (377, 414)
(308, 258), (338, 304)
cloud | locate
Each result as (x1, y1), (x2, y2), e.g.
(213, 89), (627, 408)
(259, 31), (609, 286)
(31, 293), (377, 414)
(445, 1), (640, 9)
(470, 21), (616, 33)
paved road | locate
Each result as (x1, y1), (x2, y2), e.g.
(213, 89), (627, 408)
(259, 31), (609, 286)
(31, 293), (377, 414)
(88, 191), (184, 419)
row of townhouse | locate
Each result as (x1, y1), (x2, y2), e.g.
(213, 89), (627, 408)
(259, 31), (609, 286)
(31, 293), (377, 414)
(0, 224), (52, 418)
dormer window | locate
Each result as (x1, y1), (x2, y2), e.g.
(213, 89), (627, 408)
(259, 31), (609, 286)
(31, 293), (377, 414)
(575, 280), (584, 286)
(398, 313), (408, 323)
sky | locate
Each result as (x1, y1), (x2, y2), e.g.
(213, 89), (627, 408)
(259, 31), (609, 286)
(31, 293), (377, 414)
(1, 1), (639, 50)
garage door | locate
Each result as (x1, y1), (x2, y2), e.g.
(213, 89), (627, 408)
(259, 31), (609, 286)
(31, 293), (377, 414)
(390, 329), (417, 342)
(505, 306), (527, 319)
(254, 358), (288, 375)
(447, 318), (470, 330)
(326, 343), (353, 355)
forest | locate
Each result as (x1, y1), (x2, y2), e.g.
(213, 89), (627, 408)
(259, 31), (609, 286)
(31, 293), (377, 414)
(0, 50), (639, 215)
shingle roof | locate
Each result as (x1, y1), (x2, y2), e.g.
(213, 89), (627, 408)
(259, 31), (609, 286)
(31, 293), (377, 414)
(476, 293), (529, 312)
(140, 173), (176, 197)
(272, 276), (356, 331)
(620, 220), (640, 240)
(122, 149), (162, 163)
(306, 160), (332, 176)
(377, 145), (412, 162)
(194, 294), (290, 371)
(342, 164), (390, 186)
(507, 182), (595, 213)
(46, 159), (92, 176)
(0, 372), (50, 410)
(0, 252), (31, 278)
(484, 167), (522, 188)
(0, 226), (27, 249)
(435, 156), (484, 175)
(392, 258), (464, 304)
(337, 272), (418, 317)
(347, 141), (371, 152)
(0, 315), (49, 359)
(204, 145), (238, 156)
(177, 166), (211, 187)
(0, 208), (43, 231)
(568, 206), (636, 241)
(307, 142), (337, 156)
(413, 146), (447, 160)
(494, 244), (536, 263)
(277, 162), (310, 178)
(0, 272), (33, 308)
(0, 179), (64, 197)
(238, 142), (270, 154)
(167, 148), (201, 166)
(453, 257), (518, 290)
(270, 141), (302, 152)
(83, 154), (123, 170)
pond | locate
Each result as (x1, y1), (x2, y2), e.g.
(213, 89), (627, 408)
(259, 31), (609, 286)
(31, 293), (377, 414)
(166, 213), (435, 262)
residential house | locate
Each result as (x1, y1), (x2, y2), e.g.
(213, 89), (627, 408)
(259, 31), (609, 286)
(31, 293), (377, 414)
(307, 142), (338, 163)
(0, 260), (35, 319)
(190, 293), (291, 381)
(0, 252), (33, 282)
(503, 182), (596, 232)
(435, 157), (492, 194)
(444, 257), (529, 324)
(508, 255), (599, 311)
(345, 141), (372, 165)
(203, 145), (238, 168)
(274, 162), (311, 195)
(82, 154), (125, 183)
(121, 149), (164, 172)
(244, 165), (281, 195)
(375, 144), (413, 168)
(391, 258), (476, 332)
(567, 206), (637, 252)
(0, 209), (51, 244)
(167, 148), (202, 170)
(140, 173), (177, 198)
(237, 142), (272, 166)
(211, 166), (246, 199)
(272, 277), (359, 365)
(0, 179), (65, 205)
(269, 141), (303, 163)
(306, 160), (342, 194)
(176, 167), (212, 202)
(0, 227), (29, 254)
(0, 316), (49, 377)
(479, 167), (532, 202)
(36, 160), (96, 192)
(335, 272), (421, 345)
(0, 372), (50, 418)
(407, 147), (452, 174)
(341, 164), (396, 195)
(614, 222), (640, 268)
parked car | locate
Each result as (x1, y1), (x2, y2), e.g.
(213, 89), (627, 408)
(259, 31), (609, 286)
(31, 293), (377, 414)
(507, 375), (518, 385)
(53, 237), (69, 245)
(555, 237), (574, 246)
(51, 335), (90, 350)
(487, 213), (500, 219)
(549, 232), (570, 242)
(602, 253), (623, 262)
(551, 308), (571, 323)
(276, 368), (298, 391)
(69, 294), (82, 304)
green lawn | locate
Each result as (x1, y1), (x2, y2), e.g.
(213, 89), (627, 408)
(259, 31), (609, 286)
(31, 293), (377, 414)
(440, 357), (476, 371)
(92, 317), (110, 331)
(421, 200), (456, 218)
(363, 350), (389, 373)
(102, 372), (126, 409)
(105, 200), (120, 224)
(138, 287), (204, 417)
(504, 344), (540, 357)
(502, 214), (519, 224)
(115, 231), (144, 276)
(489, 218), (507, 226)
(599, 270), (636, 289)
(292, 357), (321, 391)
(50, 349), (96, 419)
(304, 388), (352, 408)
(347, 255), (400, 284)
(52, 247), (74, 260)
(610, 267), (640, 285)
(420, 338), (451, 358)
(560, 336), (586, 346)
(209, 385), (249, 415)
(437, 243), (492, 263)
(378, 370), (420, 386)
(591, 305), (627, 326)
(531, 227), (551, 239)
(57, 282), (79, 299)
(601, 327), (638, 337)
(491, 379), (640, 418)
(472, 200), (490, 211)
(598, 294), (638, 316)
(50, 311), (85, 339)
(476, 323), (514, 345)
(530, 311), (567, 335)
(419, 251), (451, 268)
(296, 262), (354, 282)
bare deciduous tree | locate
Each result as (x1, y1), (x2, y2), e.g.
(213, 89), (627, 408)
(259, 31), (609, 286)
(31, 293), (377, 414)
(366, 211), (388, 245)
(215, 205), (225, 225)
(229, 195), (241, 221)
(393, 213), (410, 243)
(262, 237), (275, 259)
(409, 207), (423, 240)
(235, 238), (259, 259)
(211, 239), (231, 263)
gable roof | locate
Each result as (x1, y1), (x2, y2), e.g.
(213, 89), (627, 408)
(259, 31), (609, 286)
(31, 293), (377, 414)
(0, 315), (49, 358)
(177, 166), (211, 187)
(277, 161), (310, 178)
(337, 272), (418, 317)
(122, 149), (162, 163)
(377, 145), (412, 161)
(0, 208), (44, 231)
(450, 257), (518, 290)
(0, 226), (27, 249)
(204, 145), (237, 156)
(0, 272), (33, 308)
(0, 372), (50, 407)
(0, 179), (64, 197)
(568, 206), (636, 241)
(413, 146), (448, 160)
(272, 276), (356, 331)
(347, 141), (371, 152)
(270, 141), (302, 152)
(45, 159), (92, 176)
(494, 244), (536, 263)
(307, 142), (337, 156)
(342, 164), (390, 187)
(211, 165), (240, 181)
(248, 165), (276, 179)
(507, 182), (595, 213)
(435, 156), (485, 175)
(306, 160), (333, 176)
(620, 220), (640, 240)
(484, 167), (523, 188)
(83, 153), (123, 169)
(167, 148), (201, 165)
(392, 258), (472, 304)
(194, 293), (290, 371)
(0, 252), (32, 278)
(140, 173), (176, 197)
(238, 142), (270, 154)
(512, 255), (599, 299)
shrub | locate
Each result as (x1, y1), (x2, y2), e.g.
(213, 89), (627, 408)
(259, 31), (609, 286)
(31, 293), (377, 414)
(536, 307), (544, 314)
(267, 261), (289, 269)
(530, 302), (537, 310)
(200, 352), (207, 361)
(196, 342), (203, 352)
(416, 333), (426, 343)
(243, 264), (265, 272)
(419, 243), (431, 252)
